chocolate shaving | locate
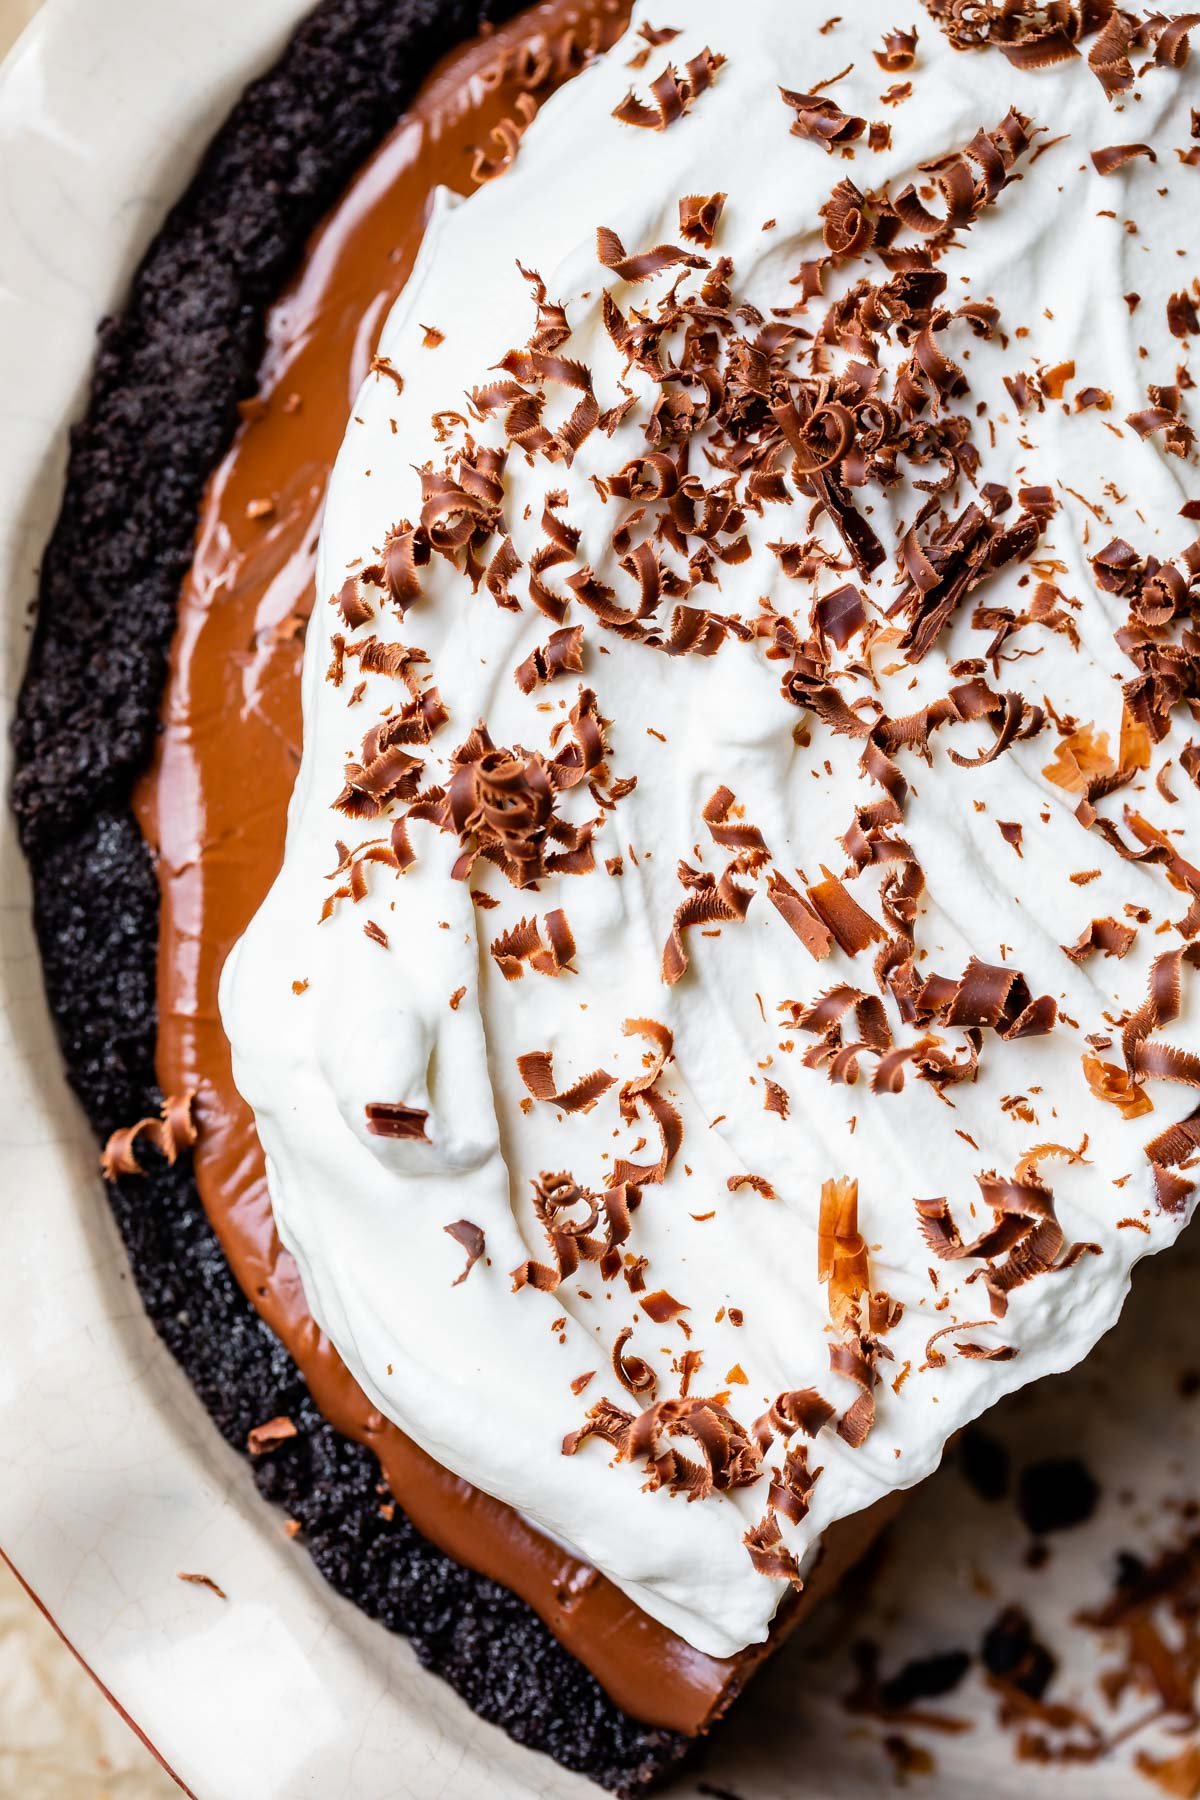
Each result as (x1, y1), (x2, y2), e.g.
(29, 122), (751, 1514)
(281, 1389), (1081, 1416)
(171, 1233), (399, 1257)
(779, 86), (867, 154)
(767, 869), (835, 960)
(100, 1089), (198, 1181)
(444, 1219), (486, 1285)
(875, 25), (918, 69)
(728, 1173), (777, 1199)
(247, 1415), (298, 1457)
(513, 1173), (641, 1293)
(1063, 916), (1137, 962)
(596, 224), (709, 284)
(916, 1155), (1098, 1318)
(490, 909), (576, 980)
(516, 1050), (615, 1114)
(365, 1101), (431, 1141)
(514, 624), (585, 694)
(612, 48), (725, 130)
(611, 1324), (658, 1397)
(662, 858), (754, 984)
(625, 1392), (762, 1499)
(924, 1318), (1015, 1368)
(679, 192), (727, 248)
(743, 1513), (804, 1584)
(767, 1441), (824, 1526)
(806, 866), (886, 955)
(1090, 143), (1157, 176)
(818, 1175), (870, 1327)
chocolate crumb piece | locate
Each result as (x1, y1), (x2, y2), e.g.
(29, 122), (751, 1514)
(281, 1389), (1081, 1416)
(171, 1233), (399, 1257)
(879, 1648), (971, 1710)
(247, 1415), (298, 1458)
(444, 1219), (486, 1286)
(420, 323), (445, 348)
(959, 1425), (1011, 1502)
(1016, 1456), (1100, 1535)
(365, 1101), (431, 1141)
(177, 1571), (228, 1600)
(980, 1605), (1056, 1700)
(370, 353), (405, 394)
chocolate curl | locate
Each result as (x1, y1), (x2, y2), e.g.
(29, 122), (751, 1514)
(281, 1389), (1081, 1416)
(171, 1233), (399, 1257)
(247, 1416), (298, 1457)
(767, 869), (834, 960)
(613, 1079), (683, 1188)
(779, 87), (867, 154)
(611, 1325), (658, 1398)
(1062, 917), (1137, 962)
(513, 624), (583, 694)
(679, 192), (726, 248)
(915, 955), (1057, 1041)
(743, 1513), (804, 1585)
(596, 224), (708, 283)
(875, 26), (918, 70)
(515, 1173), (641, 1294)
(1124, 947), (1200, 1094)
(365, 1102), (430, 1141)
(923, 1319), (1016, 1369)
(806, 866), (886, 956)
(490, 910), (576, 980)
(562, 1396), (635, 1457)
(892, 107), (1034, 244)
(702, 785), (769, 868)
(728, 1173), (777, 1199)
(662, 860), (755, 985)
(615, 1022), (680, 1188)
(1145, 1107), (1200, 1212)
(444, 1220), (486, 1286)
(1088, 7), (1134, 96)
(767, 1442), (824, 1526)
(1082, 1055), (1154, 1120)
(486, 536), (523, 612)
(829, 1333), (880, 1447)
(999, 26), (1079, 68)
(100, 1089), (198, 1182)
(917, 1161), (1097, 1320)
(470, 91), (537, 183)
(516, 1050), (615, 1114)
(757, 1388), (837, 1448)
(611, 49), (724, 130)
(1152, 11), (1200, 67)
(1091, 143), (1157, 176)
(335, 575), (373, 630)
(625, 1394), (763, 1500)
(626, 21), (682, 69)
(818, 1176), (870, 1327)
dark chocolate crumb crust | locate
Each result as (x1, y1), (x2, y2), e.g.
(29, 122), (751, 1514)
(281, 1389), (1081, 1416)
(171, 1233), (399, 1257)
(9, 2), (691, 1790)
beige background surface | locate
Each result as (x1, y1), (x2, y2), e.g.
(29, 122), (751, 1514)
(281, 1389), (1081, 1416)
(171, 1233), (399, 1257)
(0, 3), (174, 1794)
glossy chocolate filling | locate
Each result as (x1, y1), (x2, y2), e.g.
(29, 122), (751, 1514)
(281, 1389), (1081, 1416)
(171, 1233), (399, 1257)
(133, 0), (891, 1733)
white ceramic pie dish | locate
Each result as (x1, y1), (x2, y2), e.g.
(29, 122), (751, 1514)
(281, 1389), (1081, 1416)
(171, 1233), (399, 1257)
(0, 4), (1195, 1796)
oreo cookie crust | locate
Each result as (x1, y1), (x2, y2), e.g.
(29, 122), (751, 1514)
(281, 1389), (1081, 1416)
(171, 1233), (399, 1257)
(9, 1), (694, 1790)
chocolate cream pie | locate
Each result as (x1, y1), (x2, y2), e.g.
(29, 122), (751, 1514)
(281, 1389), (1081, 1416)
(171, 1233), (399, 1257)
(12, 0), (1200, 1790)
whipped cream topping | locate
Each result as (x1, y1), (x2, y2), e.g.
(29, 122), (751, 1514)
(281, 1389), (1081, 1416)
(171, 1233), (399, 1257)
(222, 0), (1200, 1658)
